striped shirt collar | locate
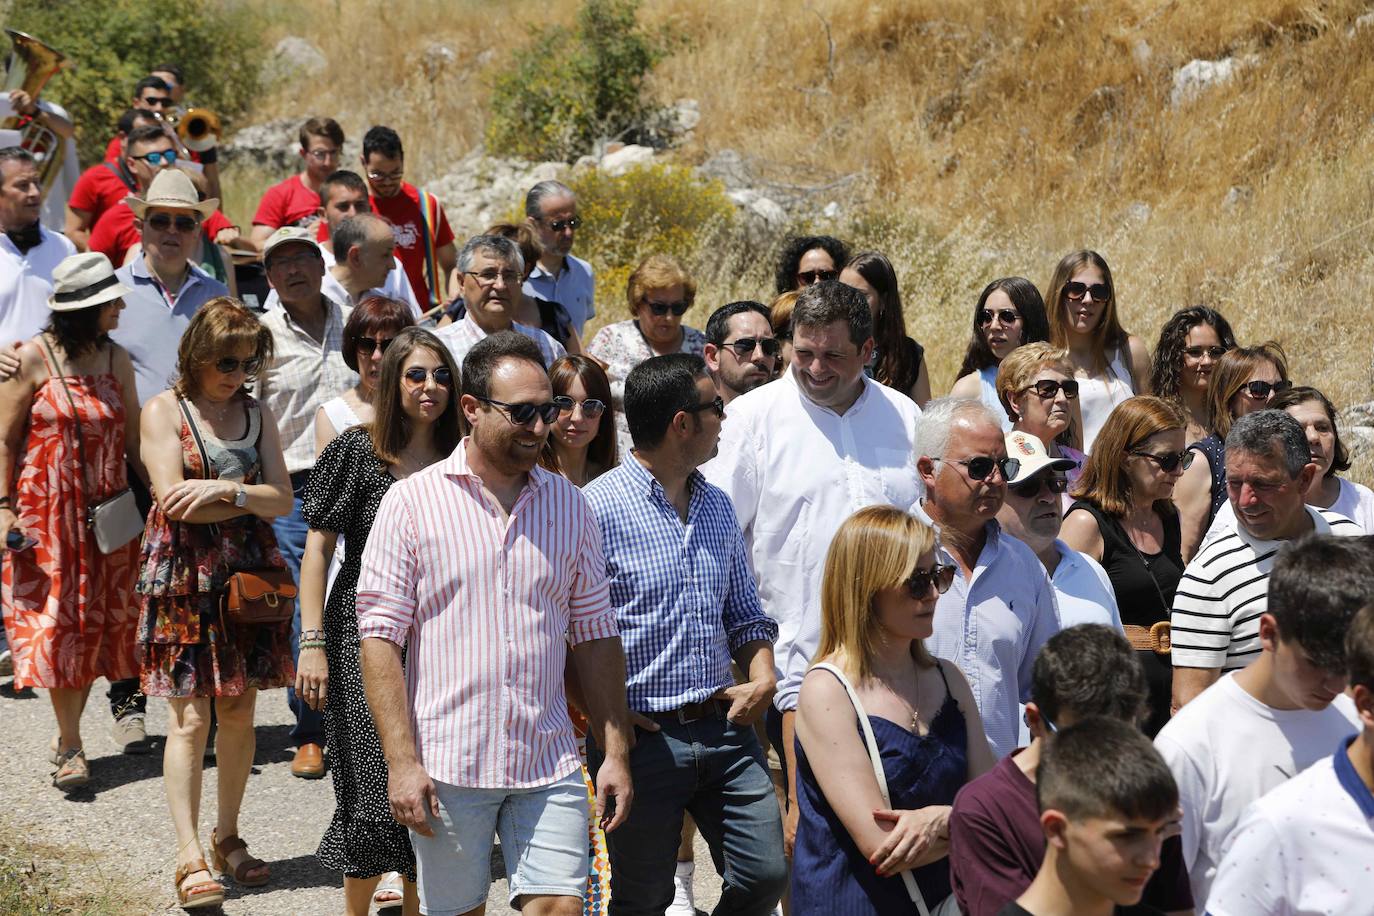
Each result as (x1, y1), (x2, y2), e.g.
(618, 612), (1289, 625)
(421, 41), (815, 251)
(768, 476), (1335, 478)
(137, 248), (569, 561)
(440, 436), (550, 493)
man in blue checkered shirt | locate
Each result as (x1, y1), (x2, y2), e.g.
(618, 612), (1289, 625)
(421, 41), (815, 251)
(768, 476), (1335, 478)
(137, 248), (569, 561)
(583, 352), (786, 916)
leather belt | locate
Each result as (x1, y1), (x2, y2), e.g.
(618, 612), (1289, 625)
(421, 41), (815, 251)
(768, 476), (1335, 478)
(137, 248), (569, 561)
(647, 698), (728, 725)
(1124, 622), (1172, 655)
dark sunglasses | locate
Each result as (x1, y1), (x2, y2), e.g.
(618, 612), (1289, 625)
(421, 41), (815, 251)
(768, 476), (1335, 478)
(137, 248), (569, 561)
(141, 95), (174, 108)
(1183, 345), (1229, 360)
(1241, 379), (1292, 400)
(214, 356), (263, 375)
(682, 396), (725, 420)
(978, 308), (1019, 327)
(1063, 281), (1110, 302)
(645, 299), (690, 317)
(543, 216), (581, 232)
(553, 396), (606, 418)
(356, 337), (395, 356)
(1008, 474), (1070, 500)
(939, 455), (1021, 482)
(905, 564), (956, 598)
(477, 395), (561, 425)
(1020, 379), (1079, 400)
(147, 212), (199, 233)
(796, 269), (838, 285)
(402, 366), (454, 388)
(133, 149), (178, 167)
(1130, 449), (1195, 472)
(723, 337), (781, 358)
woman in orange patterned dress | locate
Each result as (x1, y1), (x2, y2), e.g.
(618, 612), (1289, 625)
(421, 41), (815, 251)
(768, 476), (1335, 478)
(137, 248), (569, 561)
(0, 253), (148, 791)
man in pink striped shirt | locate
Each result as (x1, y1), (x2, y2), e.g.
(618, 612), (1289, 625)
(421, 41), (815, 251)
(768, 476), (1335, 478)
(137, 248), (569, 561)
(358, 331), (635, 915)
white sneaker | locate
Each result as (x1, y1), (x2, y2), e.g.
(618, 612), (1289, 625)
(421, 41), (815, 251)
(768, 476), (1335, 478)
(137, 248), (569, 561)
(666, 859), (696, 916)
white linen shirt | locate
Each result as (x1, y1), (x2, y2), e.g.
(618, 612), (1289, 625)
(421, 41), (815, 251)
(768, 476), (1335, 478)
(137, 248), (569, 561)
(702, 370), (923, 711)
(0, 226), (75, 345)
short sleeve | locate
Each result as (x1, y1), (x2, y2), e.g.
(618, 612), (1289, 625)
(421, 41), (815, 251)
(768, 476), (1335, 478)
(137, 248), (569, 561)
(433, 201), (455, 248)
(567, 500), (618, 645)
(69, 169), (101, 212)
(302, 426), (369, 533)
(1153, 732), (1209, 875)
(252, 183), (284, 227)
(356, 484), (420, 645)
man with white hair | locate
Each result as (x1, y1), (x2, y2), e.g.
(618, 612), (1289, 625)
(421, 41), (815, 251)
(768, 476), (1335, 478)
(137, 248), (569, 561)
(523, 180), (595, 334)
(918, 397), (1061, 759)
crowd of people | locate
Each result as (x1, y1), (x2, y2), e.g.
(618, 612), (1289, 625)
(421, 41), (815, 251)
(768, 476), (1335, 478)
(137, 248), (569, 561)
(2, 66), (1374, 916)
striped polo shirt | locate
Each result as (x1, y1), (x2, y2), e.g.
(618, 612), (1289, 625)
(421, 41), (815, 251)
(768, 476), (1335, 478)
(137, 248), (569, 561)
(1170, 506), (1360, 670)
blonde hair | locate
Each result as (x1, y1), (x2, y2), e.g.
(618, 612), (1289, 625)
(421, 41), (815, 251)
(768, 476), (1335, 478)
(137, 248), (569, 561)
(996, 342), (1080, 449)
(769, 289), (800, 339)
(625, 253), (696, 317)
(817, 505), (938, 683)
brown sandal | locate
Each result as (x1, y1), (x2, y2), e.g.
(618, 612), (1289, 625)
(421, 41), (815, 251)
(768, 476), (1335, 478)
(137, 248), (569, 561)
(175, 859), (225, 909)
(211, 828), (270, 887)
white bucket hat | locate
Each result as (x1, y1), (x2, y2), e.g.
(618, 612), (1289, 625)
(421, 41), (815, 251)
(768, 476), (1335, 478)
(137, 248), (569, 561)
(126, 168), (219, 219)
(1004, 430), (1078, 484)
(48, 252), (134, 312)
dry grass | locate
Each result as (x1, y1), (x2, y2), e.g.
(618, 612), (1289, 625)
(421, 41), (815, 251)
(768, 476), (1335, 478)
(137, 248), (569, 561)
(246, 0), (1374, 479)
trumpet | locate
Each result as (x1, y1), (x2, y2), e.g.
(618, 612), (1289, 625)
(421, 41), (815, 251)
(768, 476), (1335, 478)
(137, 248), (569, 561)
(160, 106), (222, 153)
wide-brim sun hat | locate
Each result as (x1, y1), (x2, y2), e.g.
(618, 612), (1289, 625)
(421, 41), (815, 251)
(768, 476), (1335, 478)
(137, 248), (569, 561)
(1004, 429), (1078, 484)
(48, 252), (134, 312)
(125, 168), (219, 220)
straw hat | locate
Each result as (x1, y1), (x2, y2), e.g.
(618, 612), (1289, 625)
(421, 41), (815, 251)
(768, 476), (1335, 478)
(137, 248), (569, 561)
(48, 252), (134, 312)
(126, 168), (219, 219)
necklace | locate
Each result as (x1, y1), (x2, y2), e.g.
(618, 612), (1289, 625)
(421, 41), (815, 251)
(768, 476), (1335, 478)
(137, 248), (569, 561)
(880, 672), (921, 732)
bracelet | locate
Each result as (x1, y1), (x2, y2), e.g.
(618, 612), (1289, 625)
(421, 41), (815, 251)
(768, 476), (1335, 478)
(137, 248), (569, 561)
(301, 628), (326, 642)
(300, 639), (327, 650)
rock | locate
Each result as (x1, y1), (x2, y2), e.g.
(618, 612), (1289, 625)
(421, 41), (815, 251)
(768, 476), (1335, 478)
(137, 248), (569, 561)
(423, 43), (457, 77)
(262, 36), (328, 88)
(1170, 56), (1251, 107)
(1124, 201), (1151, 225)
(599, 144), (656, 176)
(573, 155), (599, 172)
(822, 201), (841, 219)
(748, 196), (787, 229)
(669, 98), (700, 133)
(1343, 402), (1374, 428)
(529, 161), (567, 182)
(221, 117), (306, 173)
(1343, 424), (1374, 462)
(1351, 12), (1374, 36)
(1132, 39), (1153, 67)
(1222, 185), (1253, 211)
(697, 149), (752, 191)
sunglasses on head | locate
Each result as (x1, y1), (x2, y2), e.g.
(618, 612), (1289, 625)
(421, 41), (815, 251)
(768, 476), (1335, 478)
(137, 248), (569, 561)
(905, 564), (956, 598)
(1020, 379), (1079, 400)
(1008, 473), (1070, 499)
(682, 395), (725, 420)
(402, 366), (454, 388)
(146, 212), (198, 233)
(938, 455), (1021, 482)
(1241, 379), (1292, 400)
(215, 356), (263, 375)
(1183, 345), (1229, 360)
(134, 149), (179, 167)
(978, 308), (1019, 327)
(543, 216), (581, 232)
(796, 269), (838, 285)
(1130, 449), (1195, 472)
(723, 336), (781, 358)
(356, 337), (395, 356)
(645, 299), (690, 317)
(476, 395), (561, 425)
(1063, 281), (1110, 302)
(553, 396), (606, 419)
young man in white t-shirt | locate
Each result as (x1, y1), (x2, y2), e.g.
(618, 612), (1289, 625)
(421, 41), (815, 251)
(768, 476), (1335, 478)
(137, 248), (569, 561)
(1206, 602), (1374, 915)
(1155, 534), (1374, 905)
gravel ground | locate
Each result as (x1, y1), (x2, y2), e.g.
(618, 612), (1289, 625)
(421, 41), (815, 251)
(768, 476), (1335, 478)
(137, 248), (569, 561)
(0, 677), (725, 914)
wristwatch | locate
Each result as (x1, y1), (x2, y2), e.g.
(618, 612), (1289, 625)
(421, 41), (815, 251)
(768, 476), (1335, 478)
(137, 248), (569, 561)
(234, 485), (247, 508)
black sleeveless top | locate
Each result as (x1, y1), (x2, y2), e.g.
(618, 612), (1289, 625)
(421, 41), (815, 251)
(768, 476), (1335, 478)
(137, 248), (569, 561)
(1190, 433), (1227, 523)
(1068, 500), (1184, 628)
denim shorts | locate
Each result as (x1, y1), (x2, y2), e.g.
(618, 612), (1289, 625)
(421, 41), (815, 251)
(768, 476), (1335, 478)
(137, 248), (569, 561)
(411, 769), (589, 914)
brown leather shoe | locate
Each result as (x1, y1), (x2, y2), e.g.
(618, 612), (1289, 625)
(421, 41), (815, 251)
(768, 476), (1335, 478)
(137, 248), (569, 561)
(291, 742), (325, 779)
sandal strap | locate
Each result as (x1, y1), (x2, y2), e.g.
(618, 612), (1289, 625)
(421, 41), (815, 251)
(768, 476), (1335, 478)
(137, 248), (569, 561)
(214, 832), (248, 856)
(176, 859), (214, 885)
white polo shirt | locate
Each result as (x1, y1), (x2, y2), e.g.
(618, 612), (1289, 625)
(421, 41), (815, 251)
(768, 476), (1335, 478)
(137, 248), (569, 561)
(1207, 736), (1374, 916)
(0, 226), (76, 344)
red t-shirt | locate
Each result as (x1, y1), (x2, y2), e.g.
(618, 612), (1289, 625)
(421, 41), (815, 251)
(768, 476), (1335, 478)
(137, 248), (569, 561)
(89, 202), (236, 267)
(252, 175), (322, 230)
(370, 182), (454, 308)
(68, 162), (137, 224)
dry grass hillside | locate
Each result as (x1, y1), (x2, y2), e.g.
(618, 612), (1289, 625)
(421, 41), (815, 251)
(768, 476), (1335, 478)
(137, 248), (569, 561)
(245, 0), (1374, 474)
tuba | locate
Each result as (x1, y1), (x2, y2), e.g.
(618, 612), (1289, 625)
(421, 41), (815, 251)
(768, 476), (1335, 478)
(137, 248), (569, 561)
(2, 29), (68, 194)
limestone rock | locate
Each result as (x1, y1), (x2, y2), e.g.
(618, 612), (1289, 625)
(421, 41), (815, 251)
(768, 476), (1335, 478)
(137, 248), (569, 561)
(599, 144), (655, 176)
(262, 37), (328, 88)
(1170, 56), (1252, 107)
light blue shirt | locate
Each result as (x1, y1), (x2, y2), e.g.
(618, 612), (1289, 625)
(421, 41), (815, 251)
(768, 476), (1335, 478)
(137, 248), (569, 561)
(524, 253), (595, 334)
(1050, 540), (1122, 630)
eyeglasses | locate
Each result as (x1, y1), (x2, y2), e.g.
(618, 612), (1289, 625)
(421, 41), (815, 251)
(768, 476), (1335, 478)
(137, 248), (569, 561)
(304, 148), (340, 161)
(1008, 474), (1070, 499)
(366, 169), (404, 182)
(402, 366), (454, 388)
(1130, 449), (1195, 472)
(1183, 345), (1229, 360)
(935, 455), (1020, 482)
(1020, 379), (1079, 400)
(214, 356), (263, 375)
(796, 269), (837, 285)
(146, 213), (199, 233)
(905, 564), (956, 598)
(682, 396), (725, 419)
(464, 269), (521, 287)
(553, 396), (606, 418)
(133, 149), (178, 167)
(541, 216), (581, 232)
(644, 299), (690, 317)
(476, 396), (561, 425)
(1241, 379), (1292, 400)
(140, 95), (173, 108)
(978, 308), (1020, 327)
(356, 336), (395, 356)
(723, 337), (781, 358)
(1063, 281), (1110, 302)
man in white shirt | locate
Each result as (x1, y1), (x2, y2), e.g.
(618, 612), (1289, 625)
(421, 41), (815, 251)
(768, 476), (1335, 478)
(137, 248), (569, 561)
(702, 279), (922, 849)
(1172, 410), (1362, 708)
(1206, 602), (1374, 916)
(918, 399), (1061, 760)
(523, 180), (595, 334)
(1155, 533), (1374, 906)
(0, 147), (76, 344)
(321, 213), (411, 313)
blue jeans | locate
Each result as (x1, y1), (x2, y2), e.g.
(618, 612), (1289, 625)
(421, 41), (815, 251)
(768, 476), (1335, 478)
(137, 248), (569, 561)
(273, 470), (324, 746)
(588, 711), (786, 916)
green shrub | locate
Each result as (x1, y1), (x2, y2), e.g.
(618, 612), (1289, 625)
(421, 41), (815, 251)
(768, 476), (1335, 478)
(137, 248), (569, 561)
(486, 0), (666, 163)
(6, 0), (264, 165)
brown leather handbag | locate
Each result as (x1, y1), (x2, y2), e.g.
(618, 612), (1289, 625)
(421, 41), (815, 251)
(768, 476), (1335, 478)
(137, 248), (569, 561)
(221, 570), (297, 625)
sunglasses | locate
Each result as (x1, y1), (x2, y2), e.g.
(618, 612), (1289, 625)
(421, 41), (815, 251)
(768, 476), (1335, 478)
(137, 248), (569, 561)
(1241, 379), (1292, 400)
(796, 269), (838, 285)
(402, 366), (454, 388)
(543, 217), (581, 232)
(905, 564), (956, 598)
(215, 356), (263, 375)
(356, 336), (395, 356)
(723, 337), (781, 358)
(554, 396), (607, 419)
(146, 213), (198, 233)
(1183, 345), (1229, 360)
(1008, 474), (1070, 499)
(141, 95), (173, 108)
(1130, 449), (1195, 472)
(978, 308), (1020, 327)
(645, 299), (690, 317)
(476, 395), (561, 425)
(683, 396), (725, 419)
(134, 149), (179, 167)
(1021, 379), (1079, 400)
(937, 455), (1021, 482)
(1063, 281), (1110, 302)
